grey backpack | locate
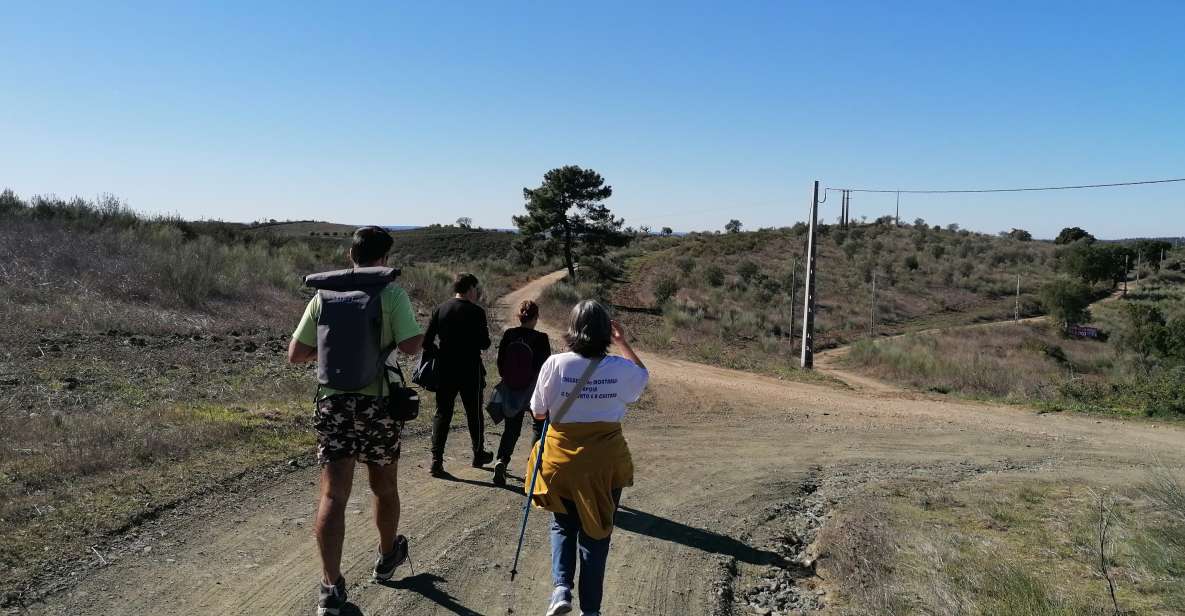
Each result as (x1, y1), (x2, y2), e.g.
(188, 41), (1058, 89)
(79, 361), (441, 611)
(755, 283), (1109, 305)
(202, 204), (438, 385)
(303, 267), (401, 391)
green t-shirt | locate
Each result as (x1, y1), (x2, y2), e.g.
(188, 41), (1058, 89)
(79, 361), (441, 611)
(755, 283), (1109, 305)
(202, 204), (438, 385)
(292, 285), (422, 397)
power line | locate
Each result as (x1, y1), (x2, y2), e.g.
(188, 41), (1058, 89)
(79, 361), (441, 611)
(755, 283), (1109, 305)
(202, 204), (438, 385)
(826, 176), (1185, 195)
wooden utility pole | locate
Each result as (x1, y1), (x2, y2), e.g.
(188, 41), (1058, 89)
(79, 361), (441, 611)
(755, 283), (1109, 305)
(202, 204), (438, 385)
(1136, 253), (1142, 286)
(1123, 254), (1129, 296)
(1015, 273), (1021, 322)
(844, 190), (851, 228)
(895, 191), (900, 226)
(800, 181), (819, 369)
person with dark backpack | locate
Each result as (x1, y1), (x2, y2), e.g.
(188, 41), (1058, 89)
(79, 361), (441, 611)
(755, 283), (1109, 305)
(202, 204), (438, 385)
(490, 300), (552, 486)
(424, 272), (492, 477)
(288, 226), (423, 616)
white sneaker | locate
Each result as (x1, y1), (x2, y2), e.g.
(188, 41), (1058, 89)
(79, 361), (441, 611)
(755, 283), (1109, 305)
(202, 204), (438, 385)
(546, 586), (572, 616)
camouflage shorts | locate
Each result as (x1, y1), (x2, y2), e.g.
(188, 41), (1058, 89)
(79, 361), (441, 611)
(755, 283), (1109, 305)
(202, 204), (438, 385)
(313, 395), (402, 466)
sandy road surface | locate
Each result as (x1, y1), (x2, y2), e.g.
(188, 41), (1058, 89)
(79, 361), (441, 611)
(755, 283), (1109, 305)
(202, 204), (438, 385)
(22, 273), (1185, 616)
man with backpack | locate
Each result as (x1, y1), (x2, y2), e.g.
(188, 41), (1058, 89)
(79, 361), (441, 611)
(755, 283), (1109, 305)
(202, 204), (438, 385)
(288, 226), (423, 616)
(424, 272), (492, 477)
(491, 299), (551, 486)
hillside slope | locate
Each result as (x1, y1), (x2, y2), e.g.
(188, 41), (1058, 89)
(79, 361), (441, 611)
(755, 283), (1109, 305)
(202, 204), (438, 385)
(581, 222), (1059, 376)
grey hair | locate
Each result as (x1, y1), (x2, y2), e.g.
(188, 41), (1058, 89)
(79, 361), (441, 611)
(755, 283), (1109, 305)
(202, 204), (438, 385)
(564, 299), (612, 358)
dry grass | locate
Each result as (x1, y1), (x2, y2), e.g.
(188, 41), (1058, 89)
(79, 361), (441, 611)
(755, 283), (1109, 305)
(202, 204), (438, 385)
(818, 473), (1185, 615)
(0, 192), (549, 599)
(845, 267), (1185, 417)
(814, 501), (906, 614)
(846, 322), (1112, 402)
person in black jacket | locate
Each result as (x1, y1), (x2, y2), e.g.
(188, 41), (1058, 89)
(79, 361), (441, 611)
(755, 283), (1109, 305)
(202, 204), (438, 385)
(424, 273), (492, 477)
(491, 299), (552, 486)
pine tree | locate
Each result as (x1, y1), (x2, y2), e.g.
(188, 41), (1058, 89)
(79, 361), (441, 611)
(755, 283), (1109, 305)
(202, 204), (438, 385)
(513, 165), (626, 278)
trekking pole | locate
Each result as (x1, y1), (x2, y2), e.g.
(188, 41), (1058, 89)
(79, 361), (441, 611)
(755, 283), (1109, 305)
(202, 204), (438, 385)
(510, 418), (549, 581)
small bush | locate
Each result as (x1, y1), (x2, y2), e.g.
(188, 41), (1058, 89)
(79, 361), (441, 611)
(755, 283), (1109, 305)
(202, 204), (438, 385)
(1039, 277), (1093, 329)
(704, 264), (725, 287)
(736, 259), (759, 282)
(653, 275), (680, 306)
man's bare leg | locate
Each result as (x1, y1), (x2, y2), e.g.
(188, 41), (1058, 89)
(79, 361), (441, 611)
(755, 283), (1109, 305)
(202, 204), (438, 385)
(315, 457), (356, 585)
(367, 461), (400, 554)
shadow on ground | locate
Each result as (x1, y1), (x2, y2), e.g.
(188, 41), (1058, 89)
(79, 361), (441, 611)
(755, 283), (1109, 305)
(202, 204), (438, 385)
(379, 573), (482, 616)
(614, 505), (783, 566)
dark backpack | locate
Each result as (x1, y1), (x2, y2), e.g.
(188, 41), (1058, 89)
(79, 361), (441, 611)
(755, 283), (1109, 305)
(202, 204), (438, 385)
(500, 335), (535, 390)
(304, 267), (400, 391)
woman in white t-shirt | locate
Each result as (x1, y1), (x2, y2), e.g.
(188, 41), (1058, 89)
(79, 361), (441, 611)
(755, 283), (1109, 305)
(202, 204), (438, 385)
(527, 300), (648, 616)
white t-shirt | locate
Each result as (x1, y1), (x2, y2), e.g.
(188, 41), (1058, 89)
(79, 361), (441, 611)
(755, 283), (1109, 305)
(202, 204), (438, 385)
(530, 352), (649, 424)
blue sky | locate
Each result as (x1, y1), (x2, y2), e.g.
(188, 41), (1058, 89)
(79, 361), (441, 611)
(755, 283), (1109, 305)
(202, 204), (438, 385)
(2, 1), (1183, 238)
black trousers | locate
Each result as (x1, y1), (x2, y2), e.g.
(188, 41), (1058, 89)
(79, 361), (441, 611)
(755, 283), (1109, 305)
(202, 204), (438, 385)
(497, 410), (545, 465)
(431, 380), (485, 461)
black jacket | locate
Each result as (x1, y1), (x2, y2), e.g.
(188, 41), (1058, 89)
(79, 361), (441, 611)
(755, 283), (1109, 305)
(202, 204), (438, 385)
(497, 327), (552, 381)
(424, 298), (491, 384)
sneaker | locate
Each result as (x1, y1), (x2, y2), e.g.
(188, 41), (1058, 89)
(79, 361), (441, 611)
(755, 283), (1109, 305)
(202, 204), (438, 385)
(472, 450), (494, 468)
(545, 586), (572, 616)
(317, 576), (347, 616)
(373, 535), (408, 581)
(430, 459), (447, 478)
(492, 461), (507, 486)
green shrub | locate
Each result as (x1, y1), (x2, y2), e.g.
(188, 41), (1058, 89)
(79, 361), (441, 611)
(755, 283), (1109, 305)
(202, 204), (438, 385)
(704, 264), (725, 287)
(736, 259), (759, 282)
(653, 275), (680, 306)
(582, 255), (623, 282)
(0, 188), (22, 215)
(1039, 277), (1093, 329)
(1132, 367), (1185, 416)
(665, 298), (705, 328)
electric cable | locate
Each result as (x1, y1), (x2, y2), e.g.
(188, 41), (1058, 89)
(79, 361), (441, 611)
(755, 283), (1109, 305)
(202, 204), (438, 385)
(826, 177), (1185, 194)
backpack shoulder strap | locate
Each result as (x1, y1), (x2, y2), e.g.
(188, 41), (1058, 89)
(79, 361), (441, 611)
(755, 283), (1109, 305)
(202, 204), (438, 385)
(549, 356), (603, 425)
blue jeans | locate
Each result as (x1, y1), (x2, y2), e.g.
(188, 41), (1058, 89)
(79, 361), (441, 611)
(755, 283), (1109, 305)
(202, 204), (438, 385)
(550, 490), (621, 613)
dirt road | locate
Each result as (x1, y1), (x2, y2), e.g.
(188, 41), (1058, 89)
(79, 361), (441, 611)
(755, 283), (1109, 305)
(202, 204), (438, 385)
(23, 273), (1185, 616)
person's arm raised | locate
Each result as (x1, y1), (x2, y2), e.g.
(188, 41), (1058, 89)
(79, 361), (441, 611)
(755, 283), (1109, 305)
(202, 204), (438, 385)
(610, 320), (645, 370)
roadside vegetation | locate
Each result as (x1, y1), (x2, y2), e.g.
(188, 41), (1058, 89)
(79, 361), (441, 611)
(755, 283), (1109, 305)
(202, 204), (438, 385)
(846, 238), (1185, 417)
(542, 218), (1065, 378)
(818, 469), (1185, 615)
(0, 189), (544, 600)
